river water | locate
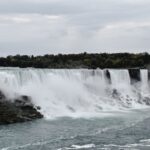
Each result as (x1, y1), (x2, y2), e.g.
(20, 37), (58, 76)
(0, 109), (150, 150)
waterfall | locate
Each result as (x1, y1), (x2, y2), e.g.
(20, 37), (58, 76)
(140, 69), (149, 95)
(0, 67), (149, 119)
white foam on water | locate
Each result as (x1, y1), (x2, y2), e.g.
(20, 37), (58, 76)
(71, 144), (95, 149)
(58, 144), (95, 150)
(103, 137), (150, 149)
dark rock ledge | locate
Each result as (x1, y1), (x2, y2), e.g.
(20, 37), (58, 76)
(0, 91), (43, 125)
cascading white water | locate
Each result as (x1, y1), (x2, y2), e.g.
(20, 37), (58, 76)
(0, 67), (149, 119)
(140, 69), (149, 95)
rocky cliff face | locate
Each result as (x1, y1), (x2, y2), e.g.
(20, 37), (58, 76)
(0, 91), (43, 125)
(128, 69), (141, 84)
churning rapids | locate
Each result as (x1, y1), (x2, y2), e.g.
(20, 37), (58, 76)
(1, 68), (150, 150)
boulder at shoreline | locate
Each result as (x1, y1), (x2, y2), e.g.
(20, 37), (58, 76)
(0, 91), (43, 125)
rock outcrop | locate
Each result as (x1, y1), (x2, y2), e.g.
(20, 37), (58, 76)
(105, 70), (111, 84)
(128, 69), (141, 84)
(0, 91), (43, 125)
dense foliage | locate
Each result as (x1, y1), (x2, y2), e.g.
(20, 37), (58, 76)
(0, 52), (149, 69)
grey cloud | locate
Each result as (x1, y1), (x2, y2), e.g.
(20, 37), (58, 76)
(0, 0), (150, 55)
(0, 0), (86, 15)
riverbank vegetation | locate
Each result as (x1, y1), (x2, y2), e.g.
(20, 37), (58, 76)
(0, 52), (149, 69)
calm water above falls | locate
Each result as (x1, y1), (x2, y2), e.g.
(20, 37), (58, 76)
(0, 68), (150, 149)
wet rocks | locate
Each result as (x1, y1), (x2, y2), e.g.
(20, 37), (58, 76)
(128, 69), (141, 84)
(142, 97), (150, 105)
(148, 70), (150, 81)
(105, 70), (111, 84)
(0, 91), (43, 125)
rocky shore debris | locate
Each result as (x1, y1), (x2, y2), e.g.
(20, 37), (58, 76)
(0, 91), (43, 125)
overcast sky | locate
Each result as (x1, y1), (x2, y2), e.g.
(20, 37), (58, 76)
(0, 0), (150, 56)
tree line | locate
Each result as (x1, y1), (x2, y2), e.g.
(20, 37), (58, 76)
(0, 52), (149, 69)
